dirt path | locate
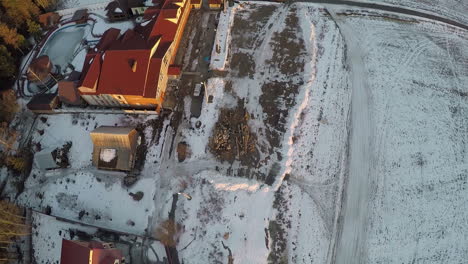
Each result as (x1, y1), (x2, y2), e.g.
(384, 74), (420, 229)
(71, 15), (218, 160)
(328, 8), (374, 264)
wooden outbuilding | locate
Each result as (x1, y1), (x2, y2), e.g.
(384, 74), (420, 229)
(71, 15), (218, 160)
(71, 9), (89, 24)
(209, 0), (222, 9)
(27, 93), (60, 114)
(106, 0), (145, 21)
(27, 55), (58, 89)
(58, 71), (82, 105)
(90, 126), (139, 171)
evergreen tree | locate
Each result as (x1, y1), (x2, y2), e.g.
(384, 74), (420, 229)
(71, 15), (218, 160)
(0, 90), (18, 150)
(0, 200), (27, 262)
(155, 219), (182, 247)
(34, 0), (57, 10)
(5, 155), (24, 172)
(0, 24), (25, 50)
(0, 45), (14, 79)
(26, 20), (42, 41)
(0, 0), (40, 26)
(0, 89), (18, 123)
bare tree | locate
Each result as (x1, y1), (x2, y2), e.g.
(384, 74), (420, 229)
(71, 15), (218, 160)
(154, 219), (182, 247)
(0, 200), (28, 263)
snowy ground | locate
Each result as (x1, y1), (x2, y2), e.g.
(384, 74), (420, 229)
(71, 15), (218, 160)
(328, 7), (468, 264)
(7, 0), (468, 263)
(8, 113), (168, 240)
(32, 212), (97, 263)
(367, 0), (468, 25)
(152, 2), (350, 263)
(152, 2), (468, 264)
(31, 212), (163, 263)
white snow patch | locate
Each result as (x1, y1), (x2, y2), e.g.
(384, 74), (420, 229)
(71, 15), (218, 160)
(99, 148), (116, 162)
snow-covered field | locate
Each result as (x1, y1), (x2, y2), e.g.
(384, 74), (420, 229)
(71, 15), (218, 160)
(368, 0), (468, 25)
(329, 7), (468, 263)
(158, 2), (468, 263)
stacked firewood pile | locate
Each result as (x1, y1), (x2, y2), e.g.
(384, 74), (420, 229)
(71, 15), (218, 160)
(210, 106), (256, 162)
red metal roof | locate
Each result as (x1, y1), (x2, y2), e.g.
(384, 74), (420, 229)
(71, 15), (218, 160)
(168, 64), (181, 75)
(95, 28), (121, 51)
(99, 49), (152, 96)
(60, 239), (91, 264)
(60, 239), (124, 264)
(143, 6), (160, 20)
(81, 54), (102, 89)
(92, 248), (124, 264)
(79, 0), (190, 99)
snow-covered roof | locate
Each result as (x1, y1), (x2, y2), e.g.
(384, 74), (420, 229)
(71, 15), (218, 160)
(90, 126), (136, 135)
(34, 147), (59, 169)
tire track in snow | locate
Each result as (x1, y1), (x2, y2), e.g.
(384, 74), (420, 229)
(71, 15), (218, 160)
(327, 9), (374, 264)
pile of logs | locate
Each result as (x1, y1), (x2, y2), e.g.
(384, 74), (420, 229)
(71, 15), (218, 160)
(211, 108), (255, 159)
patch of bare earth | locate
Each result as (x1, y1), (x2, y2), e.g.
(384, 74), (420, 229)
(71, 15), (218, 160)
(229, 5), (278, 78)
(260, 7), (306, 158)
(268, 179), (294, 263)
(211, 4), (307, 185)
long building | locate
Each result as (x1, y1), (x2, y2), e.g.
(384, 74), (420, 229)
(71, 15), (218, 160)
(78, 0), (200, 110)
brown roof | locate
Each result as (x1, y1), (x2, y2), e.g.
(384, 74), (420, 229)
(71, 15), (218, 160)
(71, 9), (89, 22)
(95, 28), (121, 52)
(27, 93), (58, 111)
(27, 55), (52, 82)
(58, 81), (81, 105)
(90, 126), (138, 171)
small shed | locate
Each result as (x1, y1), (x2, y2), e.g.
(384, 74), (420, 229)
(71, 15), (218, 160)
(209, 0), (222, 9)
(90, 126), (139, 171)
(27, 94), (60, 113)
(191, 0), (201, 9)
(71, 9), (89, 24)
(131, 6), (148, 16)
(60, 239), (124, 264)
(58, 81), (81, 105)
(168, 65), (181, 76)
(106, 0), (144, 21)
(58, 71), (82, 106)
(27, 55), (54, 83)
(106, 1), (128, 21)
(34, 147), (60, 170)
